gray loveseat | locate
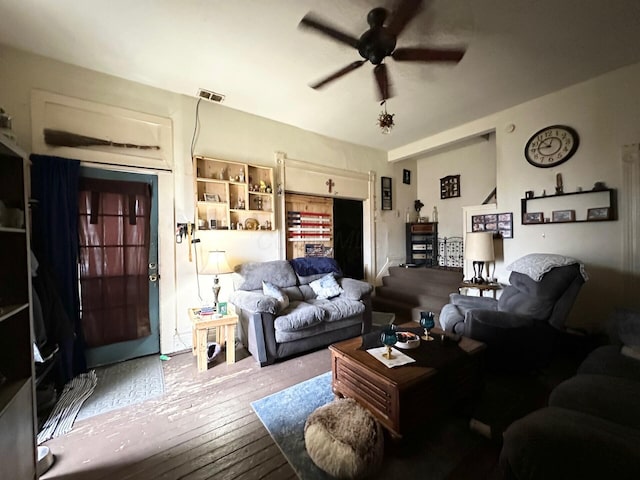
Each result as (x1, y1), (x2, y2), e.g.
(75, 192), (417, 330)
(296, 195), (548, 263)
(500, 308), (640, 479)
(229, 259), (373, 366)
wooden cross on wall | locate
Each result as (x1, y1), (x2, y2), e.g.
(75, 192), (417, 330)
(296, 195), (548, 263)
(326, 178), (335, 193)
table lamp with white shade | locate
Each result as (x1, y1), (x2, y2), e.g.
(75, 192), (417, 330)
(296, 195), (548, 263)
(199, 250), (233, 310)
(464, 232), (495, 284)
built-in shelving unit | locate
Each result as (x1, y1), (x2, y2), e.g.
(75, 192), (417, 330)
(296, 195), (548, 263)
(0, 136), (37, 478)
(193, 156), (275, 231)
(521, 188), (617, 224)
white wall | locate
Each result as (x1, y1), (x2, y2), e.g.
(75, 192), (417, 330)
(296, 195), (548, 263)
(390, 62), (640, 331)
(415, 134), (497, 239)
(0, 45), (419, 352)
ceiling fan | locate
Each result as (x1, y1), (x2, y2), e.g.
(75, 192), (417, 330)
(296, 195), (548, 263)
(299, 0), (466, 101)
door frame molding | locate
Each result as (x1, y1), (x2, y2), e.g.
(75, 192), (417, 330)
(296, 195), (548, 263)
(275, 152), (376, 283)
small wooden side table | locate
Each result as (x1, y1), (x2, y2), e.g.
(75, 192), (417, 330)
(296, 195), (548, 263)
(188, 308), (238, 372)
(459, 281), (502, 299)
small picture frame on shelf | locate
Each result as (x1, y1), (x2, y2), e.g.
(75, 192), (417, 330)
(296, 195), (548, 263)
(523, 212), (544, 224)
(203, 193), (220, 202)
(552, 209), (576, 223)
(217, 302), (228, 315)
(587, 207), (611, 221)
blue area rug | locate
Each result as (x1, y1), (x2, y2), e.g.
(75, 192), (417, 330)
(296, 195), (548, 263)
(252, 372), (334, 480)
(252, 371), (494, 479)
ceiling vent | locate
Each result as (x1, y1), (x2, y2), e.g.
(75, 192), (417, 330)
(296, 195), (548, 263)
(197, 88), (225, 103)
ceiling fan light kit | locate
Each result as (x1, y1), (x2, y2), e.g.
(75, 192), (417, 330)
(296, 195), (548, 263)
(378, 100), (395, 134)
(299, 0), (466, 102)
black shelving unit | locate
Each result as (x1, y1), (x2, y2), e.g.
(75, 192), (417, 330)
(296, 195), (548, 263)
(405, 222), (438, 266)
(521, 188), (617, 224)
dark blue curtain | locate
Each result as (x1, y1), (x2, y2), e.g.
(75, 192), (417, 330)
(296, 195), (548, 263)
(31, 154), (86, 382)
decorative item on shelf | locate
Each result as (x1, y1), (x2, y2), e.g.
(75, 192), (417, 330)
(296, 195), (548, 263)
(464, 231), (494, 284)
(525, 190), (534, 199)
(218, 302), (228, 315)
(245, 218), (259, 230)
(432, 206), (438, 223)
(219, 167), (227, 180)
(592, 181), (607, 191)
(199, 251), (233, 311)
(523, 212), (544, 224)
(259, 181), (267, 193)
(587, 207), (611, 221)
(552, 209), (575, 223)
(239, 169), (245, 183)
(555, 173), (564, 195)
(377, 100), (395, 134)
(414, 199), (424, 216)
(265, 220), (272, 230)
(254, 196), (263, 210)
(0, 107), (17, 143)
(380, 325), (398, 359)
(419, 311), (435, 342)
(440, 174), (461, 199)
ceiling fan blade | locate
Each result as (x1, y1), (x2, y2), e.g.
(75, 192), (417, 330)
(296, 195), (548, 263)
(299, 13), (360, 49)
(386, 0), (424, 37)
(310, 60), (366, 89)
(373, 64), (394, 101)
(392, 47), (466, 62)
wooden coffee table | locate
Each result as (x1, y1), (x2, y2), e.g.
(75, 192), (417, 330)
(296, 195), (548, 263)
(329, 325), (486, 438)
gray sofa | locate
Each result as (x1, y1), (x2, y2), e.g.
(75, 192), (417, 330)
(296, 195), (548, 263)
(500, 308), (640, 479)
(229, 259), (373, 366)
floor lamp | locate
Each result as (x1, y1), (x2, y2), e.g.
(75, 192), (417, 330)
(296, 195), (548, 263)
(199, 250), (233, 310)
(464, 232), (495, 284)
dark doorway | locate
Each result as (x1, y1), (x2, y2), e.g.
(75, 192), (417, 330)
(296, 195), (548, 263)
(333, 198), (364, 279)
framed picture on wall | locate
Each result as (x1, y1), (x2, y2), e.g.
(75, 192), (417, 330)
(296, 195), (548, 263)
(403, 169), (411, 185)
(440, 175), (461, 199)
(471, 212), (513, 238)
(381, 176), (392, 210)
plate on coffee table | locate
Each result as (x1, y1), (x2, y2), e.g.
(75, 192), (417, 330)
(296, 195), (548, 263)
(395, 331), (420, 349)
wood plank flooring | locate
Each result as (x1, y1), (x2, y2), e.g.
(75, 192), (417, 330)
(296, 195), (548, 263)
(41, 345), (329, 480)
(40, 342), (507, 480)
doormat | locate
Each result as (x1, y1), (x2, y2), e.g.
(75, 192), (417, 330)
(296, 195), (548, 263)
(251, 372), (496, 479)
(76, 355), (165, 421)
(38, 371), (97, 444)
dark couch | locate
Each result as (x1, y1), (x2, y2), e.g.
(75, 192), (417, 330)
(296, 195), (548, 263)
(440, 255), (586, 370)
(229, 259), (373, 366)
(500, 308), (640, 479)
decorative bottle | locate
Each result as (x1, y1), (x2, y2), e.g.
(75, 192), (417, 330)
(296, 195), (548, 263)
(432, 206), (438, 223)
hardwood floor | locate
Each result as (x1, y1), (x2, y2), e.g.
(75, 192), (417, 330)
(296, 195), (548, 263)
(41, 345), (330, 480)
(40, 340), (523, 480)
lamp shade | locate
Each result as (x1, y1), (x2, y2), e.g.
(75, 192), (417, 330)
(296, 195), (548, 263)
(464, 232), (495, 261)
(199, 250), (232, 275)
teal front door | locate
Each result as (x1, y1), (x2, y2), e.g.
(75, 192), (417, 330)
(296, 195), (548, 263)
(79, 167), (160, 367)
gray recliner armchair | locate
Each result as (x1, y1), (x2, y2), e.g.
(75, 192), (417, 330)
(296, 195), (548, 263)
(439, 254), (587, 370)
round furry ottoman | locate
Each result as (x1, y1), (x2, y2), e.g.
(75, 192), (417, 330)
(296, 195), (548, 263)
(304, 398), (384, 479)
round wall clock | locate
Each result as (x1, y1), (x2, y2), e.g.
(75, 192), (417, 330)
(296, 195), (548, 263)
(524, 125), (579, 168)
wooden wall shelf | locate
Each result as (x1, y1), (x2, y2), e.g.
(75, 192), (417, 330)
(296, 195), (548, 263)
(521, 188), (617, 225)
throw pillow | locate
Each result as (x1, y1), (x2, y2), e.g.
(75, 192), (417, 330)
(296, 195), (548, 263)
(262, 281), (290, 312)
(310, 273), (344, 299)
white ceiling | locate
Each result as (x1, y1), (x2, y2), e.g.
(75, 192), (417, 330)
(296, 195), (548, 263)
(2, 0), (640, 152)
